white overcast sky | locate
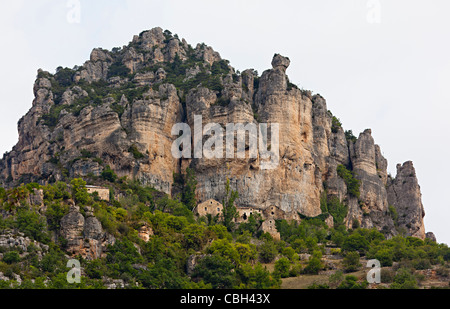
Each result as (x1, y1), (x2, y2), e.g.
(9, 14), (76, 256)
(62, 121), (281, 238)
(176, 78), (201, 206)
(0, 0), (449, 244)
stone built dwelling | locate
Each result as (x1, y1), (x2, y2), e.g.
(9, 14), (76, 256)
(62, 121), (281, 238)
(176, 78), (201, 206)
(193, 199), (281, 240)
(86, 185), (110, 201)
(194, 199), (223, 218)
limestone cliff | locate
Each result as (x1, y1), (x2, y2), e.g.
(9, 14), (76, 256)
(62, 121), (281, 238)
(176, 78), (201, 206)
(0, 27), (428, 239)
(60, 203), (115, 260)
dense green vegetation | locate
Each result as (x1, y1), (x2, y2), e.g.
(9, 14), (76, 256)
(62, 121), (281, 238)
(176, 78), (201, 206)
(0, 177), (280, 289)
(0, 176), (449, 289)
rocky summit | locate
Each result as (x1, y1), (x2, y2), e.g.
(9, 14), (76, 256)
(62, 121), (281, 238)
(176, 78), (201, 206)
(0, 27), (429, 240)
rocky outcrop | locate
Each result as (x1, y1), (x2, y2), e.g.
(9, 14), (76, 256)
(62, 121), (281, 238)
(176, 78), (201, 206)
(0, 27), (429, 239)
(348, 129), (394, 232)
(426, 232), (437, 243)
(137, 223), (153, 242)
(60, 204), (115, 260)
(27, 188), (44, 208)
(386, 161), (426, 239)
(0, 230), (49, 255)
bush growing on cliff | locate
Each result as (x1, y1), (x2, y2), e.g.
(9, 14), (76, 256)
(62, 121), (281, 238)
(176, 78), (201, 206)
(175, 167), (198, 212)
(389, 205), (399, 225)
(331, 116), (342, 133)
(345, 130), (357, 143)
(337, 164), (360, 198)
(45, 201), (70, 232)
(55, 67), (75, 87)
(15, 207), (50, 244)
(101, 165), (118, 183)
(221, 178), (239, 232)
(128, 144), (145, 160)
(107, 61), (131, 79)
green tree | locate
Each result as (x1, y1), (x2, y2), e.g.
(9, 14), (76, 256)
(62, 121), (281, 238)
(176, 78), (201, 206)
(43, 182), (71, 201)
(70, 178), (91, 205)
(139, 258), (194, 289)
(331, 116), (342, 133)
(239, 263), (281, 289)
(55, 67), (75, 87)
(101, 165), (117, 183)
(337, 165), (360, 198)
(258, 240), (278, 263)
(207, 239), (240, 265)
(345, 130), (357, 143)
(181, 167), (197, 211)
(193, 255), (237, 289)
(15, 208), (49, 243)
(390, 268), (418, 289)
(337, 275), (368, 289)
(343, 251), (362, 272)
(45, 201), (69, 231)
(85, 259), (108, 280)
(329, 270), (345, 289)
(302, 250), (324, 275)
(222, 178), (238, 232)
(342, 232), (370, 254)
(374, 248), (394, 267)
(327, 197), (349, 227)
(106, 239), (144, 278)
(3, 251), (20, 264)
(183, 224), (207, 251)
(235, 243), (257, 265)
(39, 247), (67, 274)
(274, 257), (291, 278)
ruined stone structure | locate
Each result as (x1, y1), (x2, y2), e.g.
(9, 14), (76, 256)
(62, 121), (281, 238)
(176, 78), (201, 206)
(86, 185), (110, 201)
(193, 199), (223, 218)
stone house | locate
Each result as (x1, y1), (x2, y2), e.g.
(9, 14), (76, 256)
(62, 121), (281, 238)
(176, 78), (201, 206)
(260, 219), (281, 241)
(193, 200), (283, 240)
(236, 207), (263, 223)
(86, 185), (110, 201)
(193, 199), (223, 218)
(263, 205), (300, 222)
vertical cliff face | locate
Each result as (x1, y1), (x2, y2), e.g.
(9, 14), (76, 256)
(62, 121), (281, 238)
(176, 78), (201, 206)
(186, 53), (321, 219)
(0, 27), (428, 239)
(348, 129), (393, 232)
(387, 161), (426, 239)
